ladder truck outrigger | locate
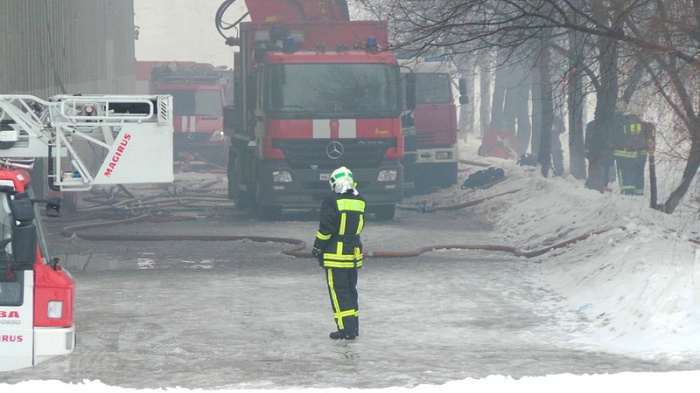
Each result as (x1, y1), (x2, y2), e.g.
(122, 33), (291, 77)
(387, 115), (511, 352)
(0, 94), (174, 372)
(215, 0), (415, 219)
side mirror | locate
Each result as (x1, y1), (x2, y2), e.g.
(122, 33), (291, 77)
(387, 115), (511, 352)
(12, 224), (37, 268)
(458, 78), (469, 105)
(405, 73), (416, 110)
(9, 193), (35, 222)
(45, 199), (62, 217)
(246, 74), (257, 108)
(458, 78), (467, 96)
(8, 193), (37, 268)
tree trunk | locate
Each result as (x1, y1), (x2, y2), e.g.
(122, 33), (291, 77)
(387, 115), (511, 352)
(491, 51), (508, 130)
(459, 63), (475, 143)
(479, 55), (492, 136)
(663, 131), (700, 213)
(531, 68), (542, 158)
(568, 28), (587, 180)
(514, 72), (532, 155)
(586, 32), (619, 192)
(537, 36), (554, 177)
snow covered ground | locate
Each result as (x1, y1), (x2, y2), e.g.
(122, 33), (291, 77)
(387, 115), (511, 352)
(4, 138), (700, 391)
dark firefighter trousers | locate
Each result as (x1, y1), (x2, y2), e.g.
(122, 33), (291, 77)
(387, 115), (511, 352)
(614, 150), (648, 195)
(325, 267), (359, 335)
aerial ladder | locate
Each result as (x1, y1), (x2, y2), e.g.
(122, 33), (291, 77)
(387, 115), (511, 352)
(0, 94), (173, 371)
(0, 94), (174, 191)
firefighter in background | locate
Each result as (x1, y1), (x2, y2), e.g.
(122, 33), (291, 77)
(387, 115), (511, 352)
(611, 104), (652, 195)
(312, 166), (365, 340)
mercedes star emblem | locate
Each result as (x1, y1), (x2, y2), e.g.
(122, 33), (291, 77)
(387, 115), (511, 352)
(326, 141), (344, 159)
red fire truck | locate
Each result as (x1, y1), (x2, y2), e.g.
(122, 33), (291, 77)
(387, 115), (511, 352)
(136, 61), (232, 166)
(400, 56), (467, 195)
(215, 0), (413, 219)
(0, 94), (173, 371)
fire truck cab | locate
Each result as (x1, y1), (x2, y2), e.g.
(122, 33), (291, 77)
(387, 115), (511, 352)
(399, 56), (467, 194)
(137, 61), (233, 166)
(218, 0), (412, 220)
(0, 172), (74, 371)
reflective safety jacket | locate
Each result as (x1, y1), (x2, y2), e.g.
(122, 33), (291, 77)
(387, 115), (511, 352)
(313, 190), (365, 269)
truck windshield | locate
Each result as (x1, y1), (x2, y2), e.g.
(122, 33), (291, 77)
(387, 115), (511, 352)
(266, 63), (401, 119)
(402, 73), (452, 104)
(161, 89), (223, 117)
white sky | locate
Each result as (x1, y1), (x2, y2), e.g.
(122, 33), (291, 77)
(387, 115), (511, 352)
(134, 0), (244, 67)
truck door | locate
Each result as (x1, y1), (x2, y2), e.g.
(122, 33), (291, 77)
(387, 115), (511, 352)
(0, 191), (35, 372)
(0, 271), (34, 371)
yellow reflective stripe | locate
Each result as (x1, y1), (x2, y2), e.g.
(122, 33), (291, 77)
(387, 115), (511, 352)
(324, 260), (363, 268)
(336, 309), (357, 319)
(325, 254), (359, 261)
(357, 215), (364, 235)
(336, 199), (365, 212)
(326, 269), (344, 329)
(613, 150), (638, 158)
(316, 231), (331, 240)
(339, 213), (347, 235)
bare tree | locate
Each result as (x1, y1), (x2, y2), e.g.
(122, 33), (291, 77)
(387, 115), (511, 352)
(354, 0), (700, 213)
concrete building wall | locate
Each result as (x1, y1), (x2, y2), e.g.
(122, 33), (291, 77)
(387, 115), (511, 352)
(0, 0), (136, 97)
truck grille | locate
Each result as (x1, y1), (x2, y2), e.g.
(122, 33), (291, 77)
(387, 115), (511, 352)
(274, 139), (396, 169)
(417, 133), (436, 145)
(174, 133), (210, 143)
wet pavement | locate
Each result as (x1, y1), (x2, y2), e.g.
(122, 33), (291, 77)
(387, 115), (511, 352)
(2, 203), (699, 389)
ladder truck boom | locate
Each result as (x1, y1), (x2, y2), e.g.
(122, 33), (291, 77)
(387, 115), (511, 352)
(0, 94), (174, 191)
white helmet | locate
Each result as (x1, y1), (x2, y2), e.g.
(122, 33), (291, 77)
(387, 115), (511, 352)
(329, 166), (354, 191)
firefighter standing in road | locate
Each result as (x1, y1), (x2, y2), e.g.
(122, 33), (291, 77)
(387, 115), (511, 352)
(312, 166), (365, 340)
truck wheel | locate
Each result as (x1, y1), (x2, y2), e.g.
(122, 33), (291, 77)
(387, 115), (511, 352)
(228, 151), (249, 209)
(441, 163), (459, 188)
(250, 177), (280, 220)
(374, 205), (395, 220)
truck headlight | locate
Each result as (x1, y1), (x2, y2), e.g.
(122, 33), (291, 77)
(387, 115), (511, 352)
(273, 170), (293, 183)
(47, 301), (64, 319)
(210, 130), (225, 142)
(377, 169), (397, 182)
(435, 151), (453, 160)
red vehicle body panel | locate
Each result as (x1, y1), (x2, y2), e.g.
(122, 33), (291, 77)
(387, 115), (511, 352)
(244, 0), (349, 22)
(414, 102), (458, 147)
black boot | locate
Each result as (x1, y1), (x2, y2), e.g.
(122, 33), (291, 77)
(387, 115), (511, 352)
(329, 329), (356, 340)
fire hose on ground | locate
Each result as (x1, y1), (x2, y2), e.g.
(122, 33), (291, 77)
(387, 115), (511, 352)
(56, 187), (618, 260)
(60, 217), (617, 259)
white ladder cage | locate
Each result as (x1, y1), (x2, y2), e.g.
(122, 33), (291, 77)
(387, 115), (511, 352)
(0, 94), (174, 191)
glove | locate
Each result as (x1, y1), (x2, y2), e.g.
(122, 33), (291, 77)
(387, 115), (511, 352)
(311, 247), (324, 267)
